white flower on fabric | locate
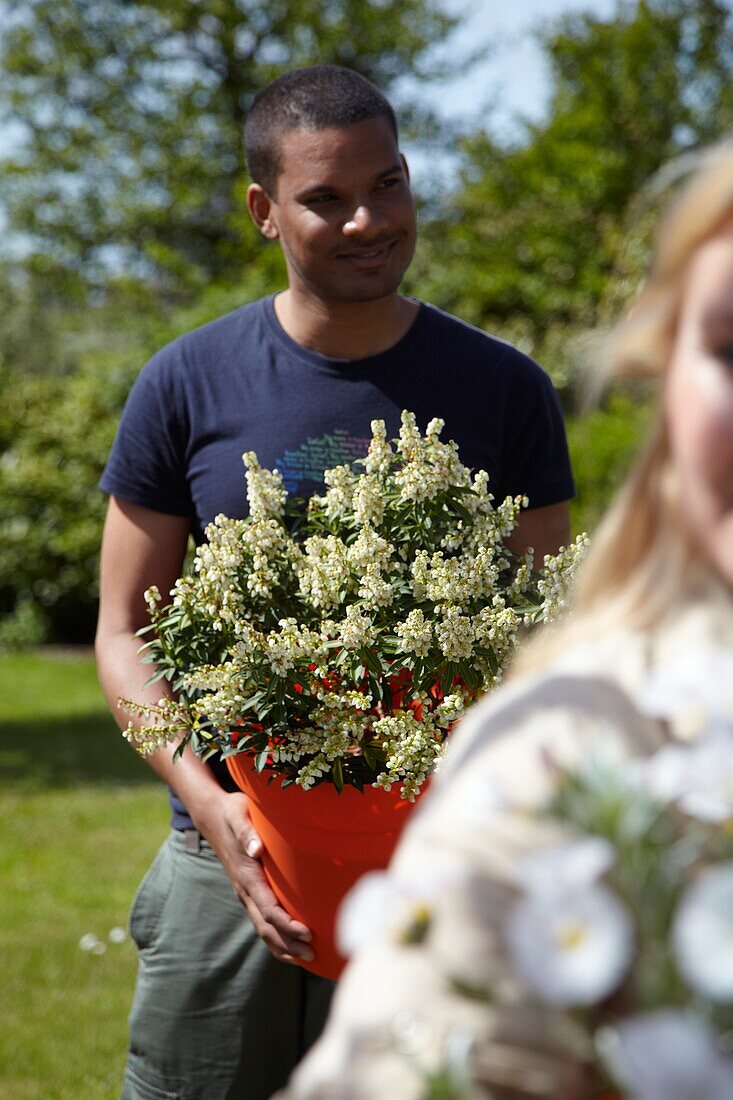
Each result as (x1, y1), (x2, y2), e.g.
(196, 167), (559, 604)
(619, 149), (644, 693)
(516, 837), (617, 897)
(597, 1010), (733, 1100)
(337, 869), (446, 958)
(637, 647), (733, 728)
(505, 883), (633, 1006)
(672, 863), (733, 1002)
(641, 725), (733, 823)
(437, 768), (511, 831)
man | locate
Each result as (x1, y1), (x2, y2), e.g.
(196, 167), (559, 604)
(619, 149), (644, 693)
(97, 65), (574, 1100)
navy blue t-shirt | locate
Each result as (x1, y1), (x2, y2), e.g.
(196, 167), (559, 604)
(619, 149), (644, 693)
(101, 295), (575, 828)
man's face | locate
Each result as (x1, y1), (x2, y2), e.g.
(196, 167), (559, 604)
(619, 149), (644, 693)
(262, 116), (416, 306)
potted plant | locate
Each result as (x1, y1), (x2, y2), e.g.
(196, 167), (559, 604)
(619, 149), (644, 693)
(123, 412), (586, 978)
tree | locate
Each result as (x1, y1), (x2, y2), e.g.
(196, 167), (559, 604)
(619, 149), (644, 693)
(413, 0), (733, 390)
(0, 0), (456, 296)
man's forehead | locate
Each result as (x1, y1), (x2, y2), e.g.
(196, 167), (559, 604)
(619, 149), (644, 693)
(276, 118), (400, 188)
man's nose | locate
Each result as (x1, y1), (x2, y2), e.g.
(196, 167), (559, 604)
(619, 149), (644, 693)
(342, 204), (386, 235)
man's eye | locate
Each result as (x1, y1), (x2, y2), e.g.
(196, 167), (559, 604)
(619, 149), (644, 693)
(378, 177), (400, 190)
(309, 194), (337, 205)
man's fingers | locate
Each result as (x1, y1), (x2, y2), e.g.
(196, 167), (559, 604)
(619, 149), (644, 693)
(220, 792), (314, 960)
(235, 818), (262, 859)
(244, 874), (312, 942)
(242, 897), (315, 962)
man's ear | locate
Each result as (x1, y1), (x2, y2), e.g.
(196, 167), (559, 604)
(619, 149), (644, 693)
(400, 153), (410, 185)
(247, 183), (279, 240)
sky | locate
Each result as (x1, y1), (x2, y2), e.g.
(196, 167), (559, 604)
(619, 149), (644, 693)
(426, 0), (618, 131)
(396, 0), (620, 186)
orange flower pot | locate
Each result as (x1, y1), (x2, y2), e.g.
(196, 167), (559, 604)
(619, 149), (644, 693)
(226, 755), (424, 981)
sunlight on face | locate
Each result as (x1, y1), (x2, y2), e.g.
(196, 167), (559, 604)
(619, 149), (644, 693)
(666, 217), (733, 589)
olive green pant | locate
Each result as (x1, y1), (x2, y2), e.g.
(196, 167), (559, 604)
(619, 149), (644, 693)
(123, 831), (335, 1100)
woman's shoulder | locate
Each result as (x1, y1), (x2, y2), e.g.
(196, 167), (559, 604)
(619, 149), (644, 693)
(418, 591), (731, 835)
(441, 626), (650, 774)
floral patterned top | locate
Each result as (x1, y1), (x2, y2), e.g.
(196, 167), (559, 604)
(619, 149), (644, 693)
(278, 586), (733, 1100)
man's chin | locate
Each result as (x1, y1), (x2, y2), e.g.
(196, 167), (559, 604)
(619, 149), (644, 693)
(331, 273), (407, 305)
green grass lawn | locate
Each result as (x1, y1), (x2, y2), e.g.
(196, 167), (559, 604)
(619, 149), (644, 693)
(0, 651), (168, 1099)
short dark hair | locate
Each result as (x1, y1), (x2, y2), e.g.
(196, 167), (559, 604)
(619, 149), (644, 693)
(244, 65), (398, 196)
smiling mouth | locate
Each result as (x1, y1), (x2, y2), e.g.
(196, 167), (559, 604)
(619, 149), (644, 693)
(339, 241), (397, 267)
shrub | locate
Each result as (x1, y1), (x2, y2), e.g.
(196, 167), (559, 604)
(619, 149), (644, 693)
(567, 391), (654, 537)
(0, 273), (281, 644)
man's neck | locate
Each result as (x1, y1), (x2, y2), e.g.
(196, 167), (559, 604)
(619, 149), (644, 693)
(274, 289), (419, 360)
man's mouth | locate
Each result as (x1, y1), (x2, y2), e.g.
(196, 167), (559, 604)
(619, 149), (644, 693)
(339, 240), (397, 267)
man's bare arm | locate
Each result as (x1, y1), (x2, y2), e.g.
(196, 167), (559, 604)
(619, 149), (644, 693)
(505, 500), (572, 563)
(95, 496), (313, 963)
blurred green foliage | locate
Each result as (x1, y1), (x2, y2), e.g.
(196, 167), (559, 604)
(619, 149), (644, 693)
(0, 273), (280, 642)
(412, 0), (733, 401)
(0, 0), (456, 295)
(568, 392), (656, 537)
(1, 0), (732, 642)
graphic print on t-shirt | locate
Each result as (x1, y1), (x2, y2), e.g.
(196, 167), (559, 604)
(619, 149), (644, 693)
(275, 428), (371, 494)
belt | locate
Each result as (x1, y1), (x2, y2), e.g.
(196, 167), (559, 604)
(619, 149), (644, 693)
(180, 827), (203, 853)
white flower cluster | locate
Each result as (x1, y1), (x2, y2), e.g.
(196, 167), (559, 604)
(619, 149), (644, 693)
(395, 609), (433, 657)
(538, 533), (590, 622)
(273, 691), (374, 789)
(352, 472), (385, 526)
(264, 619), (324, 676)
(411, 546), (499, 605)
(126, 411), (587, 800)
(309, 464), (356, 521)
(121, 695), (191, 755)
(373, 709), (445, 801)
(182, 512), (301, 633)
(338, 605), (377, 651)
(242, 451), (287, 520)
(435, 607), (475, 663)
(394, 413), (470, 502)
(362, 419), (393, 475)
(298, 534), (351, 610)
(358, 563), (394, 610)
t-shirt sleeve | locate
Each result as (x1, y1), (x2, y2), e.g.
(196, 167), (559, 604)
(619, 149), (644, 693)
(99, 347), (193, 516)
(499, 351), (575, 509)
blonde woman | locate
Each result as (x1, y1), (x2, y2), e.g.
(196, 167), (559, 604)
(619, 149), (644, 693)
(278, 139), (733, 1099)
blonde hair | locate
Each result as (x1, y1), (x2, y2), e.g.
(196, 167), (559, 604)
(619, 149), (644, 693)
(518, 137), (733, 668)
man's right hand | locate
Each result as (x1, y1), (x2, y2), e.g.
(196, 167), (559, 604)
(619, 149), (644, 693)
(192, 787), (315, 964)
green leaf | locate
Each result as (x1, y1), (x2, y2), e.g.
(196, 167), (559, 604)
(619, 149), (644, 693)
(363, 745), (377, 770)
(362, 648), (383, 675)
(332, 757), (344, 794)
